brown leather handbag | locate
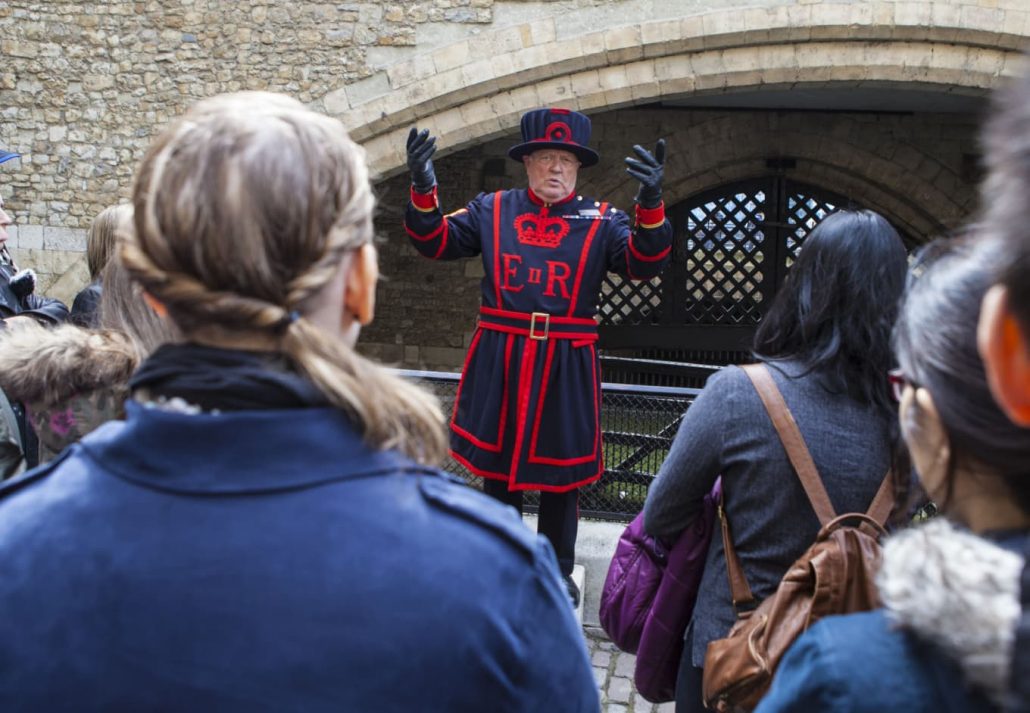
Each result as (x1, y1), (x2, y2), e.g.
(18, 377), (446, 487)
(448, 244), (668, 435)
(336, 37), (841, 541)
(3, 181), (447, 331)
(701, 364), (894, 712)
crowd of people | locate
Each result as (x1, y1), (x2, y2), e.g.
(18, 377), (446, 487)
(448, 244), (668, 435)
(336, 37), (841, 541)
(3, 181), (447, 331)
(0, 56), (1027, 713)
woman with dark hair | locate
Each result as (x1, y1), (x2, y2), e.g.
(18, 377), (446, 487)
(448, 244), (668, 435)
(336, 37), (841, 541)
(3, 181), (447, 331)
(642, 209), (909, 713)
(757, 237), (1030, 712)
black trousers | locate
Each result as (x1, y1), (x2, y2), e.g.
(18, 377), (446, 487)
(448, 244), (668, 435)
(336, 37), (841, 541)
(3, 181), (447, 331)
(675, 626), (706, 713)
(482, 479), (578, 576)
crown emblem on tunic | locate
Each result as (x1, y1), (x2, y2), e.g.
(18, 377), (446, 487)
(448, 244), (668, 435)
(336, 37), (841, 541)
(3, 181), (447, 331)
(514, 213), (570, 249)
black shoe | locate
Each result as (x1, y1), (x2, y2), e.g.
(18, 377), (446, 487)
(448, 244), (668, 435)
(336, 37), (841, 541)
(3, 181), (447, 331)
(563, 574), (581, 608)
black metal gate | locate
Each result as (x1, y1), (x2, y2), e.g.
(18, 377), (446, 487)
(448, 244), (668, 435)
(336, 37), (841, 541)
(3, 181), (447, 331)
(598, 177), (850, 386)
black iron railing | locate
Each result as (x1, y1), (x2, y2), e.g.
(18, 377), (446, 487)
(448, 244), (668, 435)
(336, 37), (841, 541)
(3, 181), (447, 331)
(398, 364), (712, 522)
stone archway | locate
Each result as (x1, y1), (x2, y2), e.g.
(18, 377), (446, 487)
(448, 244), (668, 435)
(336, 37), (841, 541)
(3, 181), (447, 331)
(352, 0), (1025, 372)
(319, 2), (1027, 180)
(582, 111), (968, 241)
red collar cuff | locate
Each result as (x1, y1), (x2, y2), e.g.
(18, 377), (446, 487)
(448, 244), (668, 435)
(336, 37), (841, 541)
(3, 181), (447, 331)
(527, 187), (576, 207)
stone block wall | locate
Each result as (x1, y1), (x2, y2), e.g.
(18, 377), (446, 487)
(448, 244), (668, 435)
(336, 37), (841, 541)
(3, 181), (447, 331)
(0, 0), (512, 303)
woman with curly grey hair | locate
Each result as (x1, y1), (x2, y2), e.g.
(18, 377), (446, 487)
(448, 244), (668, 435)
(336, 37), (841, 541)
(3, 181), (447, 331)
(0, 92), (598, 712)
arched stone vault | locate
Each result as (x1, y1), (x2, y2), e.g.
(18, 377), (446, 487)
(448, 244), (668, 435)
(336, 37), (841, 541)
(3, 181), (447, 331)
(581, 114), (968, 241)
(318, 2), (1030, 182)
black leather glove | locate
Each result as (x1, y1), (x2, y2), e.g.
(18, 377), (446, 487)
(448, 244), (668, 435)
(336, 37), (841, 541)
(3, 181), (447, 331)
(406, 127), (438, 194)
(9, 268), (35, 299)
(625, 139), (666, 209)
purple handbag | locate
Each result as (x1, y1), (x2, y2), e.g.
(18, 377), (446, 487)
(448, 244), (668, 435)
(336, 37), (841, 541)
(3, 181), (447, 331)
(599, 479), (721, 701)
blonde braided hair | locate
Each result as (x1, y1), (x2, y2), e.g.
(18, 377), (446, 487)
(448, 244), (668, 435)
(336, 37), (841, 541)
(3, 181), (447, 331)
(124, 92), (446, 463)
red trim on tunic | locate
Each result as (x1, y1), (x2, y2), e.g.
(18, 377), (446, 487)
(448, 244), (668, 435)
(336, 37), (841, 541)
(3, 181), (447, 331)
(628, 234), (671, 262)
(567, 202), (608, 315)
(432, 220), (450, 259)
(449, 329), (481, 428)
(492, 191), (503, 308)
(624, 249), (640, 280)
(454, 446), (602, 493)
(404, 221), (444, 242)
(527, 340), (598, 466)
(508, 464), (603, 493)
(527, 187), (577, 207)
(410, 186), (438, 212)
(635, 202), (665, 227)
(449, 449), (511, 482)
(507, 337), (539, 483)
(590, 342), (602, 467)
(450, 330), (510, 453)
(479, 306), (597, 326)
(477, 306), (599, 341)
(475, 322), (599, 342)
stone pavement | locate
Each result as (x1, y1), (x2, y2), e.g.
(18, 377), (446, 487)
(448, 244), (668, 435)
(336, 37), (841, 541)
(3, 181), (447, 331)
(584, 626), (675, 713)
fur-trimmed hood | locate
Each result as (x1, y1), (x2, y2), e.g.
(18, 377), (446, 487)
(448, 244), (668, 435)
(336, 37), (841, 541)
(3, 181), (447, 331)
(0, 323), (138, 408)
(878, 518), (1024, 709)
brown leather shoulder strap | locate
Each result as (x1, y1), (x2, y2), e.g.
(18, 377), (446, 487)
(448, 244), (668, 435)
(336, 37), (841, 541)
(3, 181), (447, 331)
(719, 363), (895, 613)
(741, 363), (836, 526)
(865, 468), (895, 526)
(717, 494), (756, 610)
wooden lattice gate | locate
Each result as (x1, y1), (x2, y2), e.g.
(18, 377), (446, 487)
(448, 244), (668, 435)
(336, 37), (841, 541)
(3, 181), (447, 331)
(599, 177), (851, 386)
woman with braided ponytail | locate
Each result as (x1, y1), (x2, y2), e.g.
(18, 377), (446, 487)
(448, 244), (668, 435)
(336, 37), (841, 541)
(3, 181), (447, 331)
(0, 92), (598, 713)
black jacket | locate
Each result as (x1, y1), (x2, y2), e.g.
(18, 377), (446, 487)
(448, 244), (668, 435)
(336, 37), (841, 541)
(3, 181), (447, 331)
(70, 281), (101, 327)
(0, 260), (69, 324)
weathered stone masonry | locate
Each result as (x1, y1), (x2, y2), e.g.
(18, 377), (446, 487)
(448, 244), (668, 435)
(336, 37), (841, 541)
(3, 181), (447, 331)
(0, 0), (501, 302)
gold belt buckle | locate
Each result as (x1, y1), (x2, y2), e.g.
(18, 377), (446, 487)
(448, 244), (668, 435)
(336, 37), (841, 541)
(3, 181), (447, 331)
(529, 312), (550, 340)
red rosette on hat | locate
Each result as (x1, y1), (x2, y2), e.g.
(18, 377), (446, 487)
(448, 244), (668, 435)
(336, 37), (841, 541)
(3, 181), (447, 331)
(508, 108), (599, 167)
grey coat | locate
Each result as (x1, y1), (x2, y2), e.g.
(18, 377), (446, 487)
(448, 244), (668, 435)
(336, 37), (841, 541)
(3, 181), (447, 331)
(643, 360), (891, 667)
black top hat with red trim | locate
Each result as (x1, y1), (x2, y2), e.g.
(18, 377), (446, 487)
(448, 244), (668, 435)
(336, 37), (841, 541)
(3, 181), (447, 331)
(508, 108), (599, 167)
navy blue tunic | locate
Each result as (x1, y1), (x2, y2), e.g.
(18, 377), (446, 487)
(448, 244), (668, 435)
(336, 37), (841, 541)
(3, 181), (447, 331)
(406, 186), (672, 491)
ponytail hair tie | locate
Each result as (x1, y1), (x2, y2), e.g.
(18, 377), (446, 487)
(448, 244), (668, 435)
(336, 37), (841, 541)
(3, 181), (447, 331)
(277, 310), (302, 332)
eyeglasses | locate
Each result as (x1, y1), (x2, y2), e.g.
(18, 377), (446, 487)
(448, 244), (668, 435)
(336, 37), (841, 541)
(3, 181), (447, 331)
(529, 152), (580, 168)
(888, 368), (919, 402)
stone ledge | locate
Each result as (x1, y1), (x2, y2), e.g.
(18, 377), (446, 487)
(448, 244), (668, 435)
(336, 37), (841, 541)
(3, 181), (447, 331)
(340, 3), (1030, 151)
(363, 36), (1010, 180)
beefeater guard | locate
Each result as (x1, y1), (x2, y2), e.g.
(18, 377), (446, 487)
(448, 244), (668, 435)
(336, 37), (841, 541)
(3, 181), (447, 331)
(404, 108), (672, 604)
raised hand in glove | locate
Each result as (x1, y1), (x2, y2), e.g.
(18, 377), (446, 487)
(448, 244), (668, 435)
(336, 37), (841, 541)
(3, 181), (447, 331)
(406, 127), (438, 194)
(625, 139), (666, 209)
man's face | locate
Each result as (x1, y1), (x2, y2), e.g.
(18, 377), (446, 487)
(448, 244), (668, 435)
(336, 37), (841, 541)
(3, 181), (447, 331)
(523, 149), (580, 203)
(0, 195), (11, 248)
